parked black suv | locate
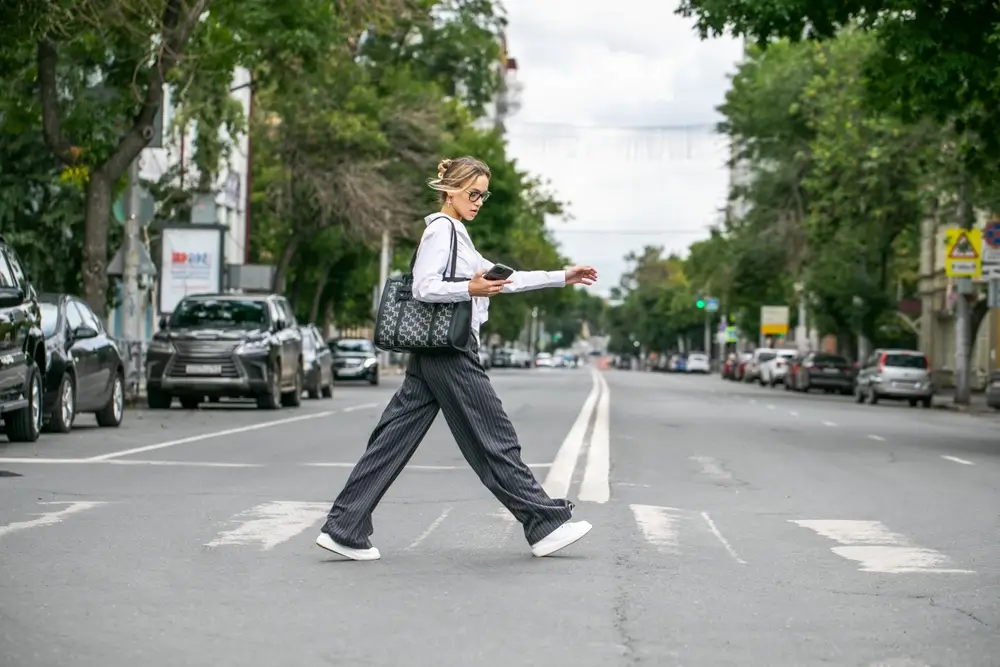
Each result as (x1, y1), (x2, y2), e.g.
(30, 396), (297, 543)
(145, 293), (304, 410)
(0, 238), (46, 442)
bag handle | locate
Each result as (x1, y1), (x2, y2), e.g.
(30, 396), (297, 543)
(407, 215), (459, 278)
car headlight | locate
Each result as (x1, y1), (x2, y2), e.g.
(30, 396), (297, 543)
(363, 357), (376, 368)
(236, 339), (270, 355)
(148, 339), (175, 354)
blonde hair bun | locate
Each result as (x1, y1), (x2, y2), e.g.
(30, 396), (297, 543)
(436, 159), (453, 179)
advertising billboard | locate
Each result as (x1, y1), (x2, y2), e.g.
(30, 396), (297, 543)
(158, 225), (224, 314)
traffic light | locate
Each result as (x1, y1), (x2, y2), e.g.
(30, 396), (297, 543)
(696, 297), (705, 309)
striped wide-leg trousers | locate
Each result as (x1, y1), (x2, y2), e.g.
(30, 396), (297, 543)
(323, 348), (574, 549)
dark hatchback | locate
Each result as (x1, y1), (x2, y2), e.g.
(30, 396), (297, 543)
(145, 293), (304, 410)
(37, 294), (126, 432)
(331, 338), (378, 385)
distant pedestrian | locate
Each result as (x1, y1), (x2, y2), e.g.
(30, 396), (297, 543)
(316, 156), (598, 561)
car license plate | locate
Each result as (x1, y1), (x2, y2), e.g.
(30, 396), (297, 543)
(824, 367), (839, 373)
(186, 364), (222, 375)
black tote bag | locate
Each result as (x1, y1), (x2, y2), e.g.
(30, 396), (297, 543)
(373, 217), (474, 353)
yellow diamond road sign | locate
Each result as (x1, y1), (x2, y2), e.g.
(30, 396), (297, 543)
(944, 227), (982, 278)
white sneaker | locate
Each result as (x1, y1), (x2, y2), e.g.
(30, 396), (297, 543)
(530, 520), (593, 557)
(316, 532), (381, 561)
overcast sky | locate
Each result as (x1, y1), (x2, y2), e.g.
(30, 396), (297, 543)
(498, 0), (744, 296)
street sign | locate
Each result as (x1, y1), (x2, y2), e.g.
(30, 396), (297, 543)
(979, 220), (1000, 281)
(724, 326), (738, 343)
(705, 297), (719, 312)
(944, 227), (982, 278)
(106, 242), (157, 277)
(760, 305), (789, 337)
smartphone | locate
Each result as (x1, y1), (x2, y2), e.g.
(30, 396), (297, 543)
(483, 263), (515, 281)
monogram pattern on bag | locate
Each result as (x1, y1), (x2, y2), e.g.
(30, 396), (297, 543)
(375, 278), (462, 350)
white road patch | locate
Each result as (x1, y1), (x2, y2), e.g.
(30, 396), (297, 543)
(790, 411), (799, 417)
(690, 456), (733, 482)
(578, 371), (611, 503)
(543, 367), (601, 498)
(0, 501), (107, 539)
(822, 420), (837, 427)
(701, 512), (747, 564)
(941, 455), (974, 466)
(867, 435), (886, 442)
(767, 404), (775, 410)
(790, 519), (974, 574)
(630, 504), (680, 554)
(406, 506), (452, 550)
(342, 402), (379, 412)
(204, 501), (328, 551)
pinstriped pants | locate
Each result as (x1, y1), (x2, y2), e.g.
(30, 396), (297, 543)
(323, 347), (574, 549)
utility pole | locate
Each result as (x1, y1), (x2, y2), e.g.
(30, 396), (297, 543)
(378, 227), (391, 368)
(122, 158), (141, 345)
(954, 172), (973, 405)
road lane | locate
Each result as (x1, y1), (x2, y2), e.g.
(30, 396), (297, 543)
(1, 365), (997, 666)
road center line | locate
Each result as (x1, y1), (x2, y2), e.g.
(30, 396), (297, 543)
(941, 455), (975, 466)
(543, 368), (601, 499)
(701, 512), (747, 564)
(85, 404), (378, 462)
(578, 371), (611, 503)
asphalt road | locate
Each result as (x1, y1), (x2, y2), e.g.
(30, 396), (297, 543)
(1, 366), (997, 667)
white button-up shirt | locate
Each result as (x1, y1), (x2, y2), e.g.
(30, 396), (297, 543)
(411, 213), (566, 343)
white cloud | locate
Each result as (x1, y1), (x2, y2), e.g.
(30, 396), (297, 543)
(495, 0), (744, 294)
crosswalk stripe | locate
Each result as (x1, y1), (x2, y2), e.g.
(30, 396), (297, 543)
(629, 504), (680, 553)
(204, 501), (328, 551)
(790, 520), (974, 574)
(0, 501), (107, 539)
(543, 368), (601, 498)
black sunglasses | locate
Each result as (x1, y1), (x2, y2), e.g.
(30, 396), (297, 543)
(466, 189), (491, 203)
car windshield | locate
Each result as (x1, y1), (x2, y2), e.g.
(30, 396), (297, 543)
(39, 302), (60, 338)
(757, 351), (777, 362)
(689, 354), (707, 361)
(814, 354), (848, 365)
(884, 353), (927, 369)
(335, 339), (374, 354)
(169, 298), (269, 329)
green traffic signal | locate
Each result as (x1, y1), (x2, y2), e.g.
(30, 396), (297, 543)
(696, 299), (705, 309)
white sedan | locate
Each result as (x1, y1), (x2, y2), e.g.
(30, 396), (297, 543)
(686, 353), (710, 373)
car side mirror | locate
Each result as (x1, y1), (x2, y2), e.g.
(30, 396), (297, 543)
(0, 286), (24, 308)
(73, 325), (99, 340)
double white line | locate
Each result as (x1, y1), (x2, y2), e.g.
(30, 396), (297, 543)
(542, 367), (611, 503)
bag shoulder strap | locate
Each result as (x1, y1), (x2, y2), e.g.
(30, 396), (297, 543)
(408, 215), (460, 277)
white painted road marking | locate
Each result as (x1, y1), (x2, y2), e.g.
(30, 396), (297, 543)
(543, 367), (601, 499)
(822, 420), (837, 427)
(86, 404), (379, 461)
(701, 512), (747, 564)
(406, 506), (452, 550)
(790, 411), (799, 417)
(302, 463), (551, 470)
(630, 504), (679, 554)
(578, 371), (611, 503)
(941, 455), (974, 466)
(790, 519), (974, 574)
(867, 435), (886, 442)
(767, 404), (775, 410)
(0, 501), (107, 539)
(205, 501), (328, 551)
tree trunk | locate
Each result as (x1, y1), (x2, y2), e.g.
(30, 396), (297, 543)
(82, 169), (114, 318)
(309, 272), (330, 324)
(272, 233), (304, 293)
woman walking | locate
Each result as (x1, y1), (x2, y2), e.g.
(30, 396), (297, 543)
(316, 156), (599, 561)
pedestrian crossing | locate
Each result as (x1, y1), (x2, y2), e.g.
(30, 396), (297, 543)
(0, 498), (976, 576)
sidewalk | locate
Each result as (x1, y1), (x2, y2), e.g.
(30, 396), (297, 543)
(932, 388), (995, 414)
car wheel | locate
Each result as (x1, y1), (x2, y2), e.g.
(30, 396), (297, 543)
(321, 382), (333, 398)
(96, 372), (125, 427)
(45, 371), (76, 433)
(257, 363), (282, 410)
(369, 371), (379, 386)
(7, 361), (42, 443)
(281, 367), (303, 407)
(147, 388), (172, 409)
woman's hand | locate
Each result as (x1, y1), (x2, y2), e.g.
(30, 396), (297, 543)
(469, 271), (512, 297)
(565, 266), (598, 286)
